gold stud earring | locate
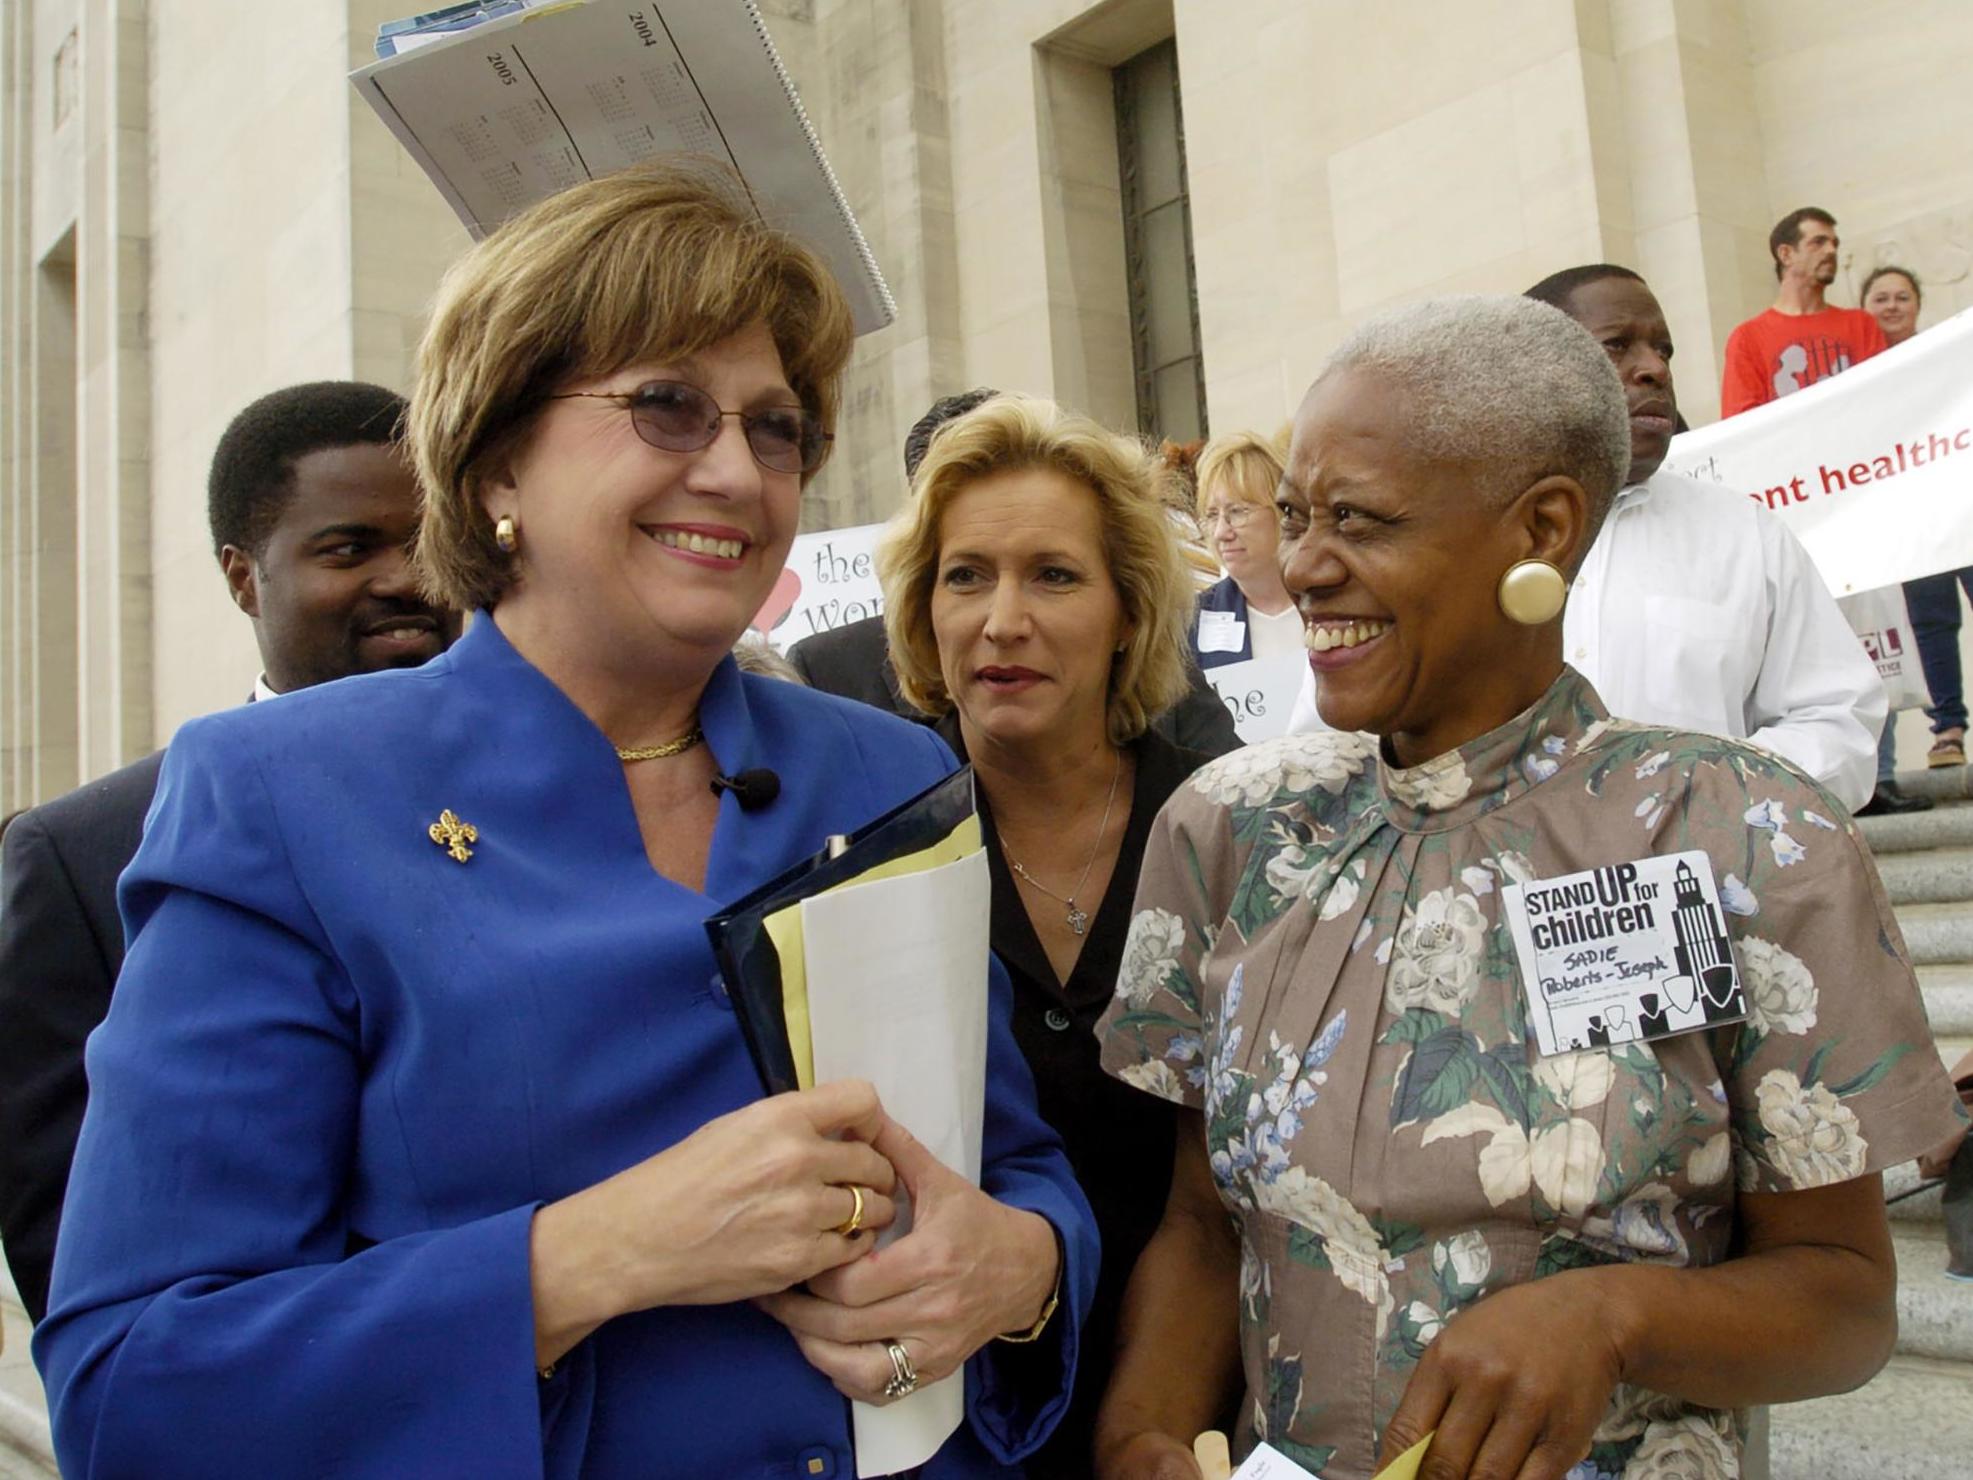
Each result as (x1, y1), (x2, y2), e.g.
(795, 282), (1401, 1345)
(1497, 559), (1567, 625)
(494, 515), (520, 554)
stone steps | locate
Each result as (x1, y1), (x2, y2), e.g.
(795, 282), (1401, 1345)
(1891, 1226), (1973, 1362)
(1795, 788), (1973, 1477)
(1858, 798), (1973, 854)
(1915, 965), (1973, 1035)
(0, 1262), (54, 1478)
(1927, 1035), (1973, 1076)
(1884, 1160), (1945, 1225)
(1876, 844), (1973, 904)
(1889, 765), (1973, 803)
(1890, 900), (1973, 965)
(1770, 1354), (1973, 1480)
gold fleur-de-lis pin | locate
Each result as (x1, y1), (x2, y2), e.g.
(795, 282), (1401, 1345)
(428, 809), (479, 864)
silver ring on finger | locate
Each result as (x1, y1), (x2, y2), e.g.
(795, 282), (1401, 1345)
(882, 1338), (919, 1399)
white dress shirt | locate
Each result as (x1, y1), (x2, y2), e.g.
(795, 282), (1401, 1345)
(1287, 468), (1886, 809)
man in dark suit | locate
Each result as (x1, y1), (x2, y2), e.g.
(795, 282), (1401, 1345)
(0, 381), (462, 1322)
(789, 388), (1243, 757)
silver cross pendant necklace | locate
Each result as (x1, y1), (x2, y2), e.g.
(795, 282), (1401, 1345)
(1005, 749), (1123, 937)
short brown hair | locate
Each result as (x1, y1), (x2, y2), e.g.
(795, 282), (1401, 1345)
(1769, 206), (1834, 281)
(1193, 430), (1286, 521)
(877, 397), (1194, 746)
(1861, 264), (1921, 305)
(408, 159), (856, 610)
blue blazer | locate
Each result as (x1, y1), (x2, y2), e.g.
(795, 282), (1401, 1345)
(1192, 575), (1252, 670)
(35, 617), (1096, 1480)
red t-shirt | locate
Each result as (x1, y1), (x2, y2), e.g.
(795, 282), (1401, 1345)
(1719, 305), (1887, 417)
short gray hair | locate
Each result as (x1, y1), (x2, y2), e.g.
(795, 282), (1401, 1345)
(1317, 294), (1632, 528)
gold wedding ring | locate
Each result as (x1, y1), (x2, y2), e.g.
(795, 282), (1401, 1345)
(882, 1338), (919, 1399)
(832, 1183), (866, 1238)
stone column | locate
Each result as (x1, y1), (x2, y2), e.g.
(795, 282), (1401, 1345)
(73, 0), (152, 775)
(800, 0), (965, 529)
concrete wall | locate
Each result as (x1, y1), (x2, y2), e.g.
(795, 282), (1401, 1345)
(147, 2), (360, 736)
(0, 0), (149, 809)
(1746, 0), (1973, 329)
(142, 1), (474, 741)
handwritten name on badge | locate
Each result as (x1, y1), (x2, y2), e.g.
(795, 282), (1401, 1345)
(1502, 850), (1747, 1057)
(1229, 1441), (1321, 1479)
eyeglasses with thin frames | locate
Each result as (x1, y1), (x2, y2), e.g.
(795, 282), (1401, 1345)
(1202, 504), (1263, 531)
(548, 380), (831, 475)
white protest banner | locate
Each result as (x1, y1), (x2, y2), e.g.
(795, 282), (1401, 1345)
(749, 522), (888, 651)
(1661, 305), (1973, 595)
(1839, 586), (1932, 710)
(1204, 655), (1307, 744)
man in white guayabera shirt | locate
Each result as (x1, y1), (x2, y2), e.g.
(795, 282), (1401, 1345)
(1286, 263), (1885, 813)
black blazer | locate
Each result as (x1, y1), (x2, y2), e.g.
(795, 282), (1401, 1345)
(935, 718), (1208, 1477)
(0, 749), (163, 1322)
(788, 613), (1244, 758)
(785, 613), (922, 717)
(1192, 574), (1254, 669)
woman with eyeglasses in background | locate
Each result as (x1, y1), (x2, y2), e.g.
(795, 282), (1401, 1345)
(1189, 433), (1299, 674)
(33, 161), (1096, 1479)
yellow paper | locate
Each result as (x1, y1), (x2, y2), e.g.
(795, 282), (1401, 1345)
(760, 813), (982, 1090)
(1371, 1431), (1433, 1480)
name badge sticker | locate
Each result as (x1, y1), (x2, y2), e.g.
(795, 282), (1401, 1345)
(1197, 609), (1247, 654)
(1501, 850), (1746, 1056)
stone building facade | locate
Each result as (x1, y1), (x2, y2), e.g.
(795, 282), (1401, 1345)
(4, 0), (1972, 810)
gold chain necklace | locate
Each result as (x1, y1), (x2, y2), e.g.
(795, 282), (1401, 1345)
(1004, 749), (1122, 937)
(615, 725), (704, 762)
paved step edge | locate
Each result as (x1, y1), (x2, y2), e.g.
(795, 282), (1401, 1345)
(1889, 905), (1973, 965)
(1769, 1353), (1973, 1480)
(0, 1389), (53, 1478)
(1892, 1228), (1973, 1362)
(1884, 1161), (1945, 1224)
(1917, 974), (1973, 1036)
(1927, 1034), (1973, 1067)
(1859, 802), (1973, 853)
(1877, 849), (1973, 905)
(1890, 766), (1973, 802)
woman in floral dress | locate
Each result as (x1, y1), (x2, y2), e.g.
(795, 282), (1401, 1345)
(1093, 296), (1967, 1480)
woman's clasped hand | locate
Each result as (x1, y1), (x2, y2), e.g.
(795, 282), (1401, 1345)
(530, 1079), (898, 1363)
(757, 1118), (1061, 1405)
(533, 1077), (1063, 1401)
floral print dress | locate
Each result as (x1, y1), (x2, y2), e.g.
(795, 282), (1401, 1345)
(1098, 668), (1965, 1480)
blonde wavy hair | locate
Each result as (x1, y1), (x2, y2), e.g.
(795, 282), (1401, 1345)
(407, 158), (855, 611)
(878, 397), (1194, 746)
(1193, 430), (1287, 520)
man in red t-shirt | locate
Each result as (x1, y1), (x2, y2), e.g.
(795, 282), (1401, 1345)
(1719, 206), (1887, 417)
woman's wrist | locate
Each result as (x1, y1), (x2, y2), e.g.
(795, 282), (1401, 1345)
(997, 1207), (1062, 1337)
(529, 1184), (647, 1367)
(1565, 1262), (1651, 1387)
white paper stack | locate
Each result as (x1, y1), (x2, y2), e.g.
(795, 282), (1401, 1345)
(802, 848), (991, 1477)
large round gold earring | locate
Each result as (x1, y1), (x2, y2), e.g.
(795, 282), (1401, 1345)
(1497, 559), (1566, 625)
(494, 515), (520, 554)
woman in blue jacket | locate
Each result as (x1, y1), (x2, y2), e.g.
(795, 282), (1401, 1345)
(35, 161), (1095, 1480)
(1190, 432), (1301, 671)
